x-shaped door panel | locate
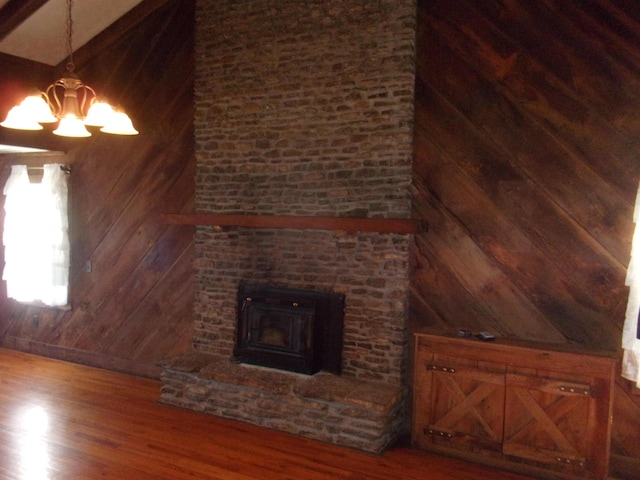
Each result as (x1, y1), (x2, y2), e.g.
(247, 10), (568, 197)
(427, 365), (504, 451)
(503, 374), (590, 468)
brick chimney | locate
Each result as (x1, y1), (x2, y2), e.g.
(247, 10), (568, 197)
(161, 0), (417, 453)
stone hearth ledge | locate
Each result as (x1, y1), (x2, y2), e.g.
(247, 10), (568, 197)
(159, 351), (406, 453)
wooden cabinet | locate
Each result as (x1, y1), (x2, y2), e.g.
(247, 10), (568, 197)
(412, 334), (616, 480)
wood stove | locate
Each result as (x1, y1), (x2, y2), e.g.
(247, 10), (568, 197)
(233, 285), (345, 374)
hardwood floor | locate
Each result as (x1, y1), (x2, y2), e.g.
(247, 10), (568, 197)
(0, 348), (535, 480)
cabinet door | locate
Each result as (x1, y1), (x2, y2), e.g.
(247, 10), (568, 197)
(414, 353), (505, 455)
(503, 371), (599, 478)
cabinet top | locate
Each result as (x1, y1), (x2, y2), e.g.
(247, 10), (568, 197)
(414, 332), (617, 377)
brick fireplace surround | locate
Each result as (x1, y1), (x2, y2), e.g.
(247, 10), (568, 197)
(160, 0), (417, 453)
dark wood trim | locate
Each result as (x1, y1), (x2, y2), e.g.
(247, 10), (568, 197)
(0, 336), (163, 378)
(158, 213), (426, 234)
(0, 0), (49, 41)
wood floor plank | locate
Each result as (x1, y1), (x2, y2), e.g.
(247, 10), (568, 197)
(0, 348), (535, 479)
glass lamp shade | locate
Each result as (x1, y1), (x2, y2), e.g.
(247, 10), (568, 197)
(53, 116), (91, 137)
(0, 106), (44, 130)
(20, 95), (57, 123)
(84, 101), (115, 127)
(100, 112), (138, 135)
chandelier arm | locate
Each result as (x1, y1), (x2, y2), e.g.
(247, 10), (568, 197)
(77, 88), (90, 118)
(84, 85), (97, 97)
(84, 85), (98, 110)
(46, 84), (63, 118)
(39, 90), (54, 111)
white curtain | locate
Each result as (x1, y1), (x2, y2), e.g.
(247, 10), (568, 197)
(2, 164), (69, 307)
(623, 181), (640, 387)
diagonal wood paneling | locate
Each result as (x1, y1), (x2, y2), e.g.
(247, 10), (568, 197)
(0, 0), (639, 476)
(411, 0), (640, 476)
(411, 0), (635, 349)
(0, 0), (195, 377)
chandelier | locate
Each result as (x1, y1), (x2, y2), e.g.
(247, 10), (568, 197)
(0, 0), (138, 137)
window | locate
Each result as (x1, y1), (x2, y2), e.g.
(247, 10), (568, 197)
(623, 180), (640, 387)
(2, 164), (69, 307)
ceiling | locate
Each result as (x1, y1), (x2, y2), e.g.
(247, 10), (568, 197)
(0, 0), (143, 66)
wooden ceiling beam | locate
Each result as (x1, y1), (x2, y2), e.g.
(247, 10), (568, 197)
(0, 0), (49, 41)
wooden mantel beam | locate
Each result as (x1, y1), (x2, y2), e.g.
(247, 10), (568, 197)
(158, 214), (427, 234)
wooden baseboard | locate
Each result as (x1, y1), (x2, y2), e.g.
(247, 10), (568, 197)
(0, 336), (163, 378)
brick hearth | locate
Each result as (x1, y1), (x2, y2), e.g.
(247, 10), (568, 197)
(160, 352), (405, 453)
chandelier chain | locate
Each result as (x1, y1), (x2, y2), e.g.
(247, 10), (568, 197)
(65, 0), (75, 72)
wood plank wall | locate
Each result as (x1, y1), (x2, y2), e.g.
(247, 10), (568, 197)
(1, 0), (639, 476)
(410, 0), (640, 476)
(0, 0), (195, 378)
